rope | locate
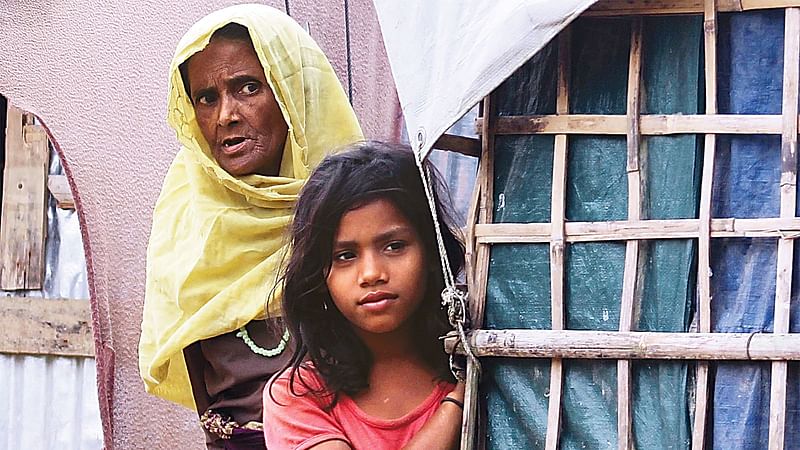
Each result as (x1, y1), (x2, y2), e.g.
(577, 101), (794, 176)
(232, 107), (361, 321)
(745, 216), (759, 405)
(411, 136), (480, 381)
(344, 0), (353, 103)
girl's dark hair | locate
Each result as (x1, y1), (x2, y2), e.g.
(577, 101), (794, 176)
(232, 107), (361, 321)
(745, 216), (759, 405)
(179, 22), (254, 99)
(278, 141), (465, 404)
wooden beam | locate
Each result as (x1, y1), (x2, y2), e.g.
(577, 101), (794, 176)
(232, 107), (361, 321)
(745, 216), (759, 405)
(545, 30), (571, 450)
(476, 114), (784, 136)
(768, 8), (799, 450)
(619, 19), (643, 450)
(445, 330), (800, 361)
(694, 1), (718, 448)
(0, 107), (49, 290)
(47, 174), (75, 210)
(432, 134), (481, 158)
(461, 94), (495, 450)
(0, 296), (94, 357)
(586, 0), (800, 16)
(586, 0), (739, 15)
(475, 217), (800, 243)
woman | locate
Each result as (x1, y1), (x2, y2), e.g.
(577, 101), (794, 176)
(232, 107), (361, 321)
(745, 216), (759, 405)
(138, 5), (362, 448)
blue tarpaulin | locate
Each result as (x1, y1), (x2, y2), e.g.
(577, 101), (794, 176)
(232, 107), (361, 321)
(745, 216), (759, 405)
(483, 10), (798, 449)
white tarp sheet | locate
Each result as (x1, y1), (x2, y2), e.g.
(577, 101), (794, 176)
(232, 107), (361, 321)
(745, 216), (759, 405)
(373, 0), (599, 159)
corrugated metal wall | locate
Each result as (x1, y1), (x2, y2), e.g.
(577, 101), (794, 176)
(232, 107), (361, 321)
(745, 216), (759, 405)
(0, 355), (102, 449)
(0, 124), (101, 449)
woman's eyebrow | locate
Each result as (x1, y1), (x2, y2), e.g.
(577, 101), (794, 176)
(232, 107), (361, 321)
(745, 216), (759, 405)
(227, 74), (262, 85)
(191, 86), (215, 100)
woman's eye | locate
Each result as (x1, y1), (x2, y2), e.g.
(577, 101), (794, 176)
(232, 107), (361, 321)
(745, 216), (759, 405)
(196, 93), (216, 105)
(241, 82), (260, 95)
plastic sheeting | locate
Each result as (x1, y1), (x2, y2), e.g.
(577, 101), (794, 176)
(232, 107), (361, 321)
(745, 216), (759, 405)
(372, 0), (599, 160)
(480, 11), (800, 449)
(709, 9), (800, 449)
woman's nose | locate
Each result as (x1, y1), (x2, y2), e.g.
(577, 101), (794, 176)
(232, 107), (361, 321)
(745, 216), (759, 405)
(358, 253), (387, 287)
(217, 95), (240, 127)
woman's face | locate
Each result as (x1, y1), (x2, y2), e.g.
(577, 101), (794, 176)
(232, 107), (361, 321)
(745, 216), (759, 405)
(186, 37), (288, 177)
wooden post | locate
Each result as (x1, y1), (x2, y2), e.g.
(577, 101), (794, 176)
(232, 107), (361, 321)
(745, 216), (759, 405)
(768, 7), (799, 450)
(0, 105), (49, 290)
(545, 30), (571, 450)
(618, 18), (644, 450)
(461, 93), (496, 450)
(693, 1), (718, 448)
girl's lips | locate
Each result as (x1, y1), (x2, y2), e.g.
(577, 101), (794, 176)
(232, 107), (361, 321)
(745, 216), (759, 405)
(358, 298), (394, 313)
(358, 291), (397, 305)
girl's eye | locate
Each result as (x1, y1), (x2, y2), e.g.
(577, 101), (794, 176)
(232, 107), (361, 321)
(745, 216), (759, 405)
(241, 82), (260, 95)
(334, 251), (356, 262)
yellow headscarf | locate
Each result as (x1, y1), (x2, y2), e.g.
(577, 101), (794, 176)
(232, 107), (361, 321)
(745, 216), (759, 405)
(139, 4), (363, 409)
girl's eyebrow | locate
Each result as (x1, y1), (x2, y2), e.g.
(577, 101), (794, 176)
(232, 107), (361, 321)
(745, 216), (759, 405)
(332, 225), (414, 248)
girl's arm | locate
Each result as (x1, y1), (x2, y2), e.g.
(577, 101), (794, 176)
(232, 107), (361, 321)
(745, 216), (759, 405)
(309, 440), (353, 450)
(401, 381), (466, 450)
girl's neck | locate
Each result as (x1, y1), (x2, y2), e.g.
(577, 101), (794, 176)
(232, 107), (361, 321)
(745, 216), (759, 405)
(357, 321), (418, 362)
(350, 324), (442, 420)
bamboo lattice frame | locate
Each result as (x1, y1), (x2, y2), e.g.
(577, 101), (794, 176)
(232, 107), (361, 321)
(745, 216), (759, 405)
(456, 2), (800, 449)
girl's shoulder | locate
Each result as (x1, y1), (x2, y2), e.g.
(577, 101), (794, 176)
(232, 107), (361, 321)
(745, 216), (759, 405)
(265, 363), (331, 405)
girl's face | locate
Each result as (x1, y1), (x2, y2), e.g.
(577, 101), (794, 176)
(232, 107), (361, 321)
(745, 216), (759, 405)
(326, 198), (428, 338)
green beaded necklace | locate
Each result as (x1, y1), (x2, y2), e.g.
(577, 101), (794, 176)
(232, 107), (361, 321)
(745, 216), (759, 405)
(235, 325), (290, 357)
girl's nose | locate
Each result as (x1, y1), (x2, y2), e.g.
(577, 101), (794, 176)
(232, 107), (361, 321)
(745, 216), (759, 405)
(358, 253), (387, 287)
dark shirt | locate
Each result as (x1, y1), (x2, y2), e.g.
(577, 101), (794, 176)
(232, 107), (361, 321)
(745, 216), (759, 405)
(184, 318), (293, 449)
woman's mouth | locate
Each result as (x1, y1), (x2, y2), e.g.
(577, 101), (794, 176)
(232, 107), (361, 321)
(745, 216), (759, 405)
(220, 137), (251, 154)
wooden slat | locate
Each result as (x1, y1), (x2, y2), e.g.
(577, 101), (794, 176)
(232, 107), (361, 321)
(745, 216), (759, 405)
(586, 0), (800, 15)
(47, 174), (75, 210)
(0, 296), (94, 357)
(768, 8), (799, 450)
(476, 113), (784, 136)
(445, 330), (800, 360)
(694, 1), (718, 448)
(461, 95), (496, 450)
(619, 19), (643, 450)
(432, 133), (481, 158)
(475, 217), (800, 243)
(545, 31), (571, 450)
(0, 107), (49, 290)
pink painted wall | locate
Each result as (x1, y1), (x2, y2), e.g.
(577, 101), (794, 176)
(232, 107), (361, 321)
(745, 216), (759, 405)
(0, 1), (401, 447)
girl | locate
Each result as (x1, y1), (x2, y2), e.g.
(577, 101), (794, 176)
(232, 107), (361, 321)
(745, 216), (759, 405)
(263, 141), (466, 449)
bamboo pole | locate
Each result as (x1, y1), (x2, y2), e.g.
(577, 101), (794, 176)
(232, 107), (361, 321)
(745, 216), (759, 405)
(476, 113), (789, 136)
(445, 330), (800, 360)
(474, 217), (800, 243)
(693, 1), (718, 448)
(768, 8), (799, 450)
(545, 30), (571, 450)
(461, 94), (495, 450)
(618, 19), (644, 450)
